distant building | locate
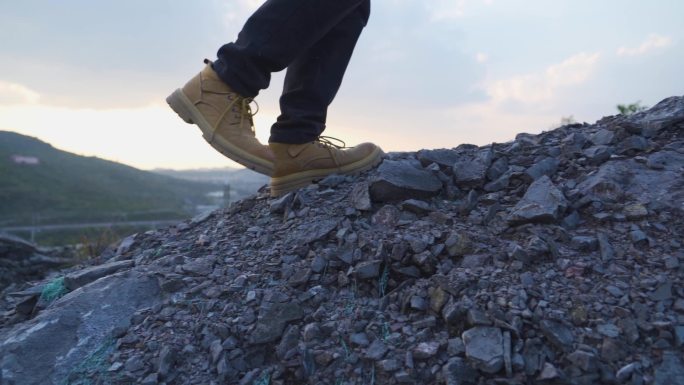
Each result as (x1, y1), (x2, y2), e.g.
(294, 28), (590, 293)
(11, 155), (40, 165)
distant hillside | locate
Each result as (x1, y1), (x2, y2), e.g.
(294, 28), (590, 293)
(0, 131), (217, 225)
(153, 167), (268, 201)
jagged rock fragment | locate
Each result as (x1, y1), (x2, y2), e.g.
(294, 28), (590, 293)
(158, 345), (177, 379)
(538, 362), (560, 380)
(64, 260), (134, 290)
(624, 203), (648, 220)
(524, 157), (559, 181)
(462, 327), (504, 373)
(540, 320), (575, 352)
(400, 199), (432, 215)
(412, 341), (439, 360)
(353, 260), (382, 279)
(417, 148), (460, 168)
(590, 129), (615, 145)
(300, 219), (338, 244)
(570, 236), (598, 251)
(250, 302), (304, 344)
(371, 205), (401, 228)
(617, 135), (649, 154)
(486, 156), (509, 181)
(453, 148), (494, 188)
(365, 339), (388, 360)
(350, 182), (372, 211)
(369, 160), (442, 202)
(508, 176), (568, 225)
(445, 232), (472, 257)
(443, 357), (477, 385)
(269, 191), (295, 214)
(583, 145), (613, 165)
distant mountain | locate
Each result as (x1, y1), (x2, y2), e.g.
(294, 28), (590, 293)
(153, 167), (269, 201)
(0, 131), (217, 225)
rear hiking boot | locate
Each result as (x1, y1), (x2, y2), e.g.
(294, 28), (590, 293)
(166, 59), (274, 176)
(269, 137), (384, 197)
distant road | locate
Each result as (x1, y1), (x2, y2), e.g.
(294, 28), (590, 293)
(0, 220), (180, 232)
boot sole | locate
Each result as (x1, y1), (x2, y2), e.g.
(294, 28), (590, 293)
(166, 89), (274, 176)
(270, 147), (385, 197)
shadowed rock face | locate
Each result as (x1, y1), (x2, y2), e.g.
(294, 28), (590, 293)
(507, 175), (568, 225)
(369, 160), (443, 202)
(577, 151), (684, 211)
(1, 271), (159, 385)
(0, 234), (77, 290)
(1, 95), (683, 385)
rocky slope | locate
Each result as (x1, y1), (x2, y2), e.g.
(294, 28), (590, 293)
(1, 96), (683, 385)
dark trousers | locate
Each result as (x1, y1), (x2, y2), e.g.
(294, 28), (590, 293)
(212, 0), (371, 144)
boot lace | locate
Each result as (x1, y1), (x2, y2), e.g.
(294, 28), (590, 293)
(201, 58), (259, 139)
(314, 136), (348, 168)
(315, 136), (347, 149)
(212, 95), (259, 140)
(238, 98), (259, 135)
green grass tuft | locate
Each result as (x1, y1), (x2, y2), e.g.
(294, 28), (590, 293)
(63, 338), (116, 385)
(253, 373), (271, 385)
(40, 277), (68, 302)
(378, 265), (389, 297)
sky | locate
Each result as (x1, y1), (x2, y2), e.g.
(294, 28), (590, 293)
(1, 0), (683, 170)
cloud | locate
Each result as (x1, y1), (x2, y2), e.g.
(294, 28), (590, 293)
(0, 81), (40, 105)
(487, 52), (600, 104)
(414, 51), (604, 146)
(617, 34), (672, 56)
(427, 0), (493, 21)
(427, 0), (467, 20)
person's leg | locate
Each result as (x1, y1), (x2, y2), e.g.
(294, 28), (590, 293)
(212, 0), (369, 98)
(169, 0), (383, 190)
(267, 0), (382, 197)
(168, 0), (368, 176)
(269, 1), (370, 144)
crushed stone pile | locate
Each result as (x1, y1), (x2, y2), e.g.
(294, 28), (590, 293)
(1, 96), (683, 385)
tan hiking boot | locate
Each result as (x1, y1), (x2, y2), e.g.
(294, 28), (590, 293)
(166, 60), (274, 176)
(269, 137), (384, 197)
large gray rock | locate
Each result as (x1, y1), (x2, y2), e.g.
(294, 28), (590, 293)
(486, 156), (509, 181)
(524, 157), (560, 181)
(589, 129), (615, 145)
(64, 260), (135, 291)
(443, 357), (477, 385)
(462, 327), (504, 374)
(540, 319), (575, 352)
(417, 148), (460, 168)
(583, 145), (614, 165)
(369, 160), (442, 202)
(617, 135), (649, 155)
(250, 302), (305, 344)
(626, 96), (684, 136)
(299, 219), (339, 244)
(508, 176), (568, 225)
(0, 271), (160, 385)
(577, 151), (684, 210)
(353, 260), (382, 279)
(452, 148), (494, 188)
